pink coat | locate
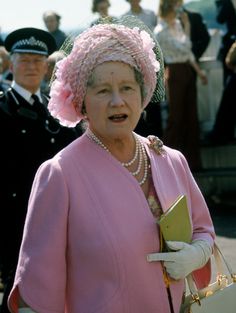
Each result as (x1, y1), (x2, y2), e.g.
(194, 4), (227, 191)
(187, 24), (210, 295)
(8, 133), (215, 313)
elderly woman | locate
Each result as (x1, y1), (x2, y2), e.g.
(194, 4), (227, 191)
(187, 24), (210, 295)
(8, 20), (215, 313)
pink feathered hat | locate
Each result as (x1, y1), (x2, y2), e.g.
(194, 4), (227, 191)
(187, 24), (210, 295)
(48, 23), (162, 127)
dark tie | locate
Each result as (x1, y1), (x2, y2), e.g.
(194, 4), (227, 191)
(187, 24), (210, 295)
(31, 94), (46, 117)
(31, 94), (60, 133)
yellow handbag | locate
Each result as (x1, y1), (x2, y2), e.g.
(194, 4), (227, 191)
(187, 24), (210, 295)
(181, 243), (236, 313)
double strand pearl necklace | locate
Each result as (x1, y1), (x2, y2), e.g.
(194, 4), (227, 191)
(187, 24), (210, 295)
(86, 129), (149, 186)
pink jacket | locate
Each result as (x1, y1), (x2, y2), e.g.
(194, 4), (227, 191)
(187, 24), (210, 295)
(8, 133), (215, 313)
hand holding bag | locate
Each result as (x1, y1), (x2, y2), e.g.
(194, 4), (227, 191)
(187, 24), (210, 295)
(180, 243), (236, 313)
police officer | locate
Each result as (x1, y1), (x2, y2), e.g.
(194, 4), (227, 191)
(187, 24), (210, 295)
(0, 28), (81, 313)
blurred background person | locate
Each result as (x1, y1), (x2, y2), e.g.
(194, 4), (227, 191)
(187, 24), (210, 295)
(154, 0), (208, 171)
(0, 55), (11, 92)
(92, 0), (111, 18)
(0, 27), (4, 46)
(0, 46), (13, 82)
(41, 50), (65, 95)
(0, 57), (11, 92)
(90, 0), (112, 26)
(122, 0), (157, 31)
(0, 27), (81, 313)
(43, 10), (67, 49)
(177, 1), (210, 62)
(208, 40), (236, 144)
(121, 1), (162, 138)
(215, 0), (236, 85)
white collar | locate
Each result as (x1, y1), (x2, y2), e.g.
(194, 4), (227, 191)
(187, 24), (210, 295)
(11, 81), (42, 104)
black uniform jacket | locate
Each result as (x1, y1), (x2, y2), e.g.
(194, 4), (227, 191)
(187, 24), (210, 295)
(0, 88), (80, 278)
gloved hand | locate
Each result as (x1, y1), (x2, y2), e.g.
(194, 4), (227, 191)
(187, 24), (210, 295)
(147, 240), (212, 280)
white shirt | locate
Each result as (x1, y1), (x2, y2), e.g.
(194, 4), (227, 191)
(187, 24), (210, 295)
(154, 19), (195, 64)
(122, 8), (157, 31)
(11, 81), (42, 104)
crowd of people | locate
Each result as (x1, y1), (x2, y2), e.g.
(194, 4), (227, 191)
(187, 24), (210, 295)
(0, 0), (234, 313)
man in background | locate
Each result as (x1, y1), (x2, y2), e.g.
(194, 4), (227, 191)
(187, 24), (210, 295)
(41, 50), (65, 95)
(43, 10), (67, 49)
(122, 0), (157, 31)
(0, 27), (80, 313)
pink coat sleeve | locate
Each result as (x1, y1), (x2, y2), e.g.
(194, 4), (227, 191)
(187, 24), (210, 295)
(172, 149), (215, 288)
(149, 144), (215, 289)
(8, 160), (68, 313)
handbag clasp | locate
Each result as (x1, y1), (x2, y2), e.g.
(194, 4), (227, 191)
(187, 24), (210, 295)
(191, 293), (201, 306)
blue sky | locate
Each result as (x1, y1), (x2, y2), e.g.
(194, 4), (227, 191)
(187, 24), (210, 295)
(0, 0), (194, 35)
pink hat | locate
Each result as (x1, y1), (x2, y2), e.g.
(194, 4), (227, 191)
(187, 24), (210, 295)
(48, 24), (161, 127)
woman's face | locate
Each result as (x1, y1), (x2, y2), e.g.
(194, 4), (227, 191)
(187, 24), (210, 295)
(84, 61), (143, 142)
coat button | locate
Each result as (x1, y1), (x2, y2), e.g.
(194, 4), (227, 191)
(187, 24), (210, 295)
(12, 193), (16, 197)
(51, 138), (55, 143)
(21, 129), (26, 133)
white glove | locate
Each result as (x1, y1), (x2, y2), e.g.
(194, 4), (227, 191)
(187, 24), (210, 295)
(147, 240), (212, 280)
(19, 308), (37, 313)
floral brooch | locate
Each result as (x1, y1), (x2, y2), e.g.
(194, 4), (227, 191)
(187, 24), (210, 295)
(147, 135), (166, 155)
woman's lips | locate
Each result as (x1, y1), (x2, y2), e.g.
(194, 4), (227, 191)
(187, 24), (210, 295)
(108, 114), (128, 122)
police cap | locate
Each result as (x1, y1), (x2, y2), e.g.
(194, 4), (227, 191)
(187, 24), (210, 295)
(5, 27), (57, 56)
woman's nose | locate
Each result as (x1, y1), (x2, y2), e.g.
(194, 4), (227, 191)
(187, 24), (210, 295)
(110, 92), (124, 107)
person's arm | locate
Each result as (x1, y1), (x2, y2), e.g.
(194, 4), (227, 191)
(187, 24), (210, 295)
(225, 41), (236, 72)
(181, 15), (208, 84)
(189, 59), (208, 84)
(147, 149), (215, 281)
(8, 160), (68, 313)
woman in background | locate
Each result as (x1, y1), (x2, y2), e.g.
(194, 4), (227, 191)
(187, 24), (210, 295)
(155, 0), (207, 171)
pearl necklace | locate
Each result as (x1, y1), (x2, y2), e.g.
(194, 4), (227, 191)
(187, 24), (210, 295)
(121, 135), (139, 167)
(86, 129), (149, 186)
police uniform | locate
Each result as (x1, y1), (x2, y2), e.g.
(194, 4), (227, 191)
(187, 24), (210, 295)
(0, 28), (82, 313)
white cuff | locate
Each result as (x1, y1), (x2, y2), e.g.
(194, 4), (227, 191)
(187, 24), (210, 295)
(192, 239), (212, 267)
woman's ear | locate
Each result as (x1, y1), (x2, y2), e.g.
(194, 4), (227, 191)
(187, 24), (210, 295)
(81, 103), (89, 121)
(81, 102), (87, 115)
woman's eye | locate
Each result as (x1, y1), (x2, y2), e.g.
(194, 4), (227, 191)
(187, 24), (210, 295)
(123, 86), (133, 91)
(97, 89), (108, 94)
